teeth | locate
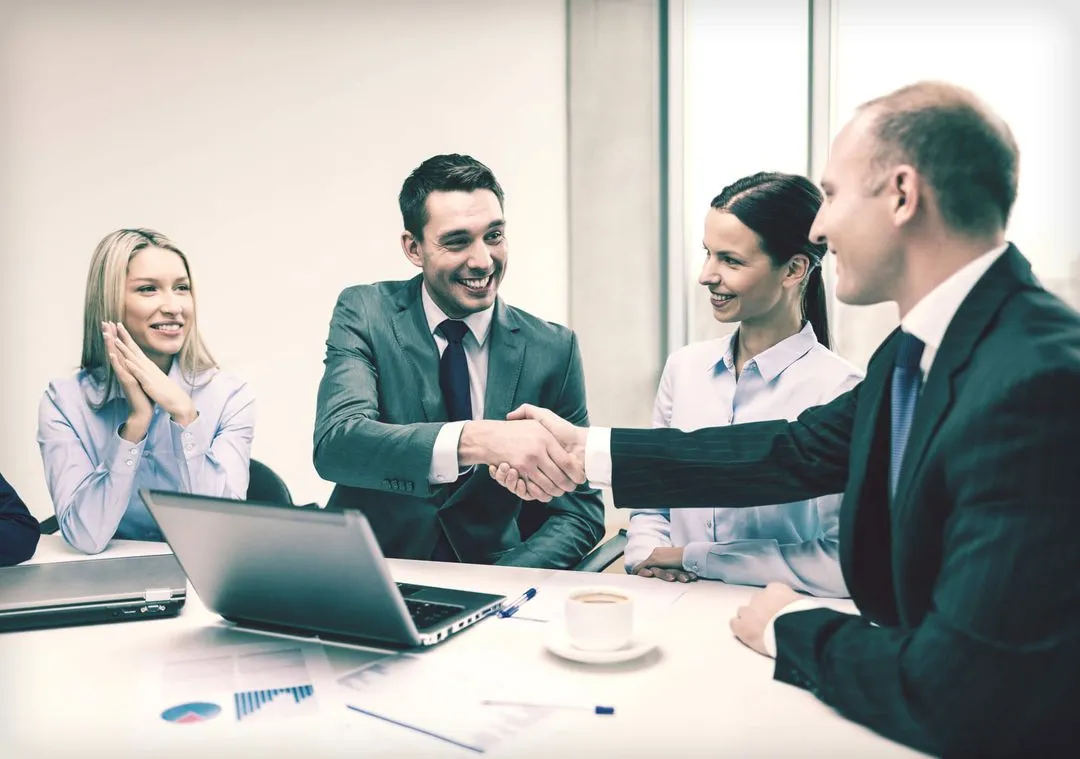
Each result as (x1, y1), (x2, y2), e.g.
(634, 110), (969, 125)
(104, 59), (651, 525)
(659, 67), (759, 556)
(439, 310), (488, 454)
(153, 324), (182, 331)
(462, 275), (492, 289)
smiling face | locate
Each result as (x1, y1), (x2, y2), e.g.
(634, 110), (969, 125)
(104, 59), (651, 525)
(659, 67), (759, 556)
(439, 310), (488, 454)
(122, 245), (193, 368)
(401, 189), (507, 318)
(698, 208), (801, 326)
(809, 112), (905, 306)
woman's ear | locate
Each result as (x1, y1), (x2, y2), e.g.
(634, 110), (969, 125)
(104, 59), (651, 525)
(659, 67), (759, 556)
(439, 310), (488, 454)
(785, 254), (811, 287)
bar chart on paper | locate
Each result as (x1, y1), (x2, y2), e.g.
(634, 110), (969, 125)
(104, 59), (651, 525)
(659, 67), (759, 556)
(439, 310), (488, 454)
(235, 684), (316, 722)
(161, 644), (323, 725)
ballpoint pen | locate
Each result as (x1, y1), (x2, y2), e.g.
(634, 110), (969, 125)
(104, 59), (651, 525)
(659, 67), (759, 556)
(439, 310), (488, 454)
(481, 700), (615, 715)
(496, 587), (537, 618)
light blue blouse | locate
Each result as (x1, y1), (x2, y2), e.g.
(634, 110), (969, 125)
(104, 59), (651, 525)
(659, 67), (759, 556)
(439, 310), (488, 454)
(38, 361), (255, 554)
(624, 323), (862, 597)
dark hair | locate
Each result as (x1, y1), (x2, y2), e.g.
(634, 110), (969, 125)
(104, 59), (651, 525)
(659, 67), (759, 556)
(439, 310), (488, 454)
(711, 172), (830, 349)
(398, 154), (505, 241)
(860, 81), (1019, 235)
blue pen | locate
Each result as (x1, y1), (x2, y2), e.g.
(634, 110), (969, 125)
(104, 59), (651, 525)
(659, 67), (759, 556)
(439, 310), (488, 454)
(497, 587), (537, 618)
(481, 700), (615, 715)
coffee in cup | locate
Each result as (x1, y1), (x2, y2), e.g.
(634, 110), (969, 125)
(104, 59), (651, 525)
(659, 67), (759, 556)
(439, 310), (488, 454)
(564, 587), (634, 651)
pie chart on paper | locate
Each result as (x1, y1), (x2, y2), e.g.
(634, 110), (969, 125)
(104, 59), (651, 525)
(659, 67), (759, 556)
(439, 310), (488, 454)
(160, 702), (223, 724)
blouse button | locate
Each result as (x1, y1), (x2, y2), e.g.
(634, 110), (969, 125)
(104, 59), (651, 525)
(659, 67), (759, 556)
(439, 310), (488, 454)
(125, 459), (133, 466)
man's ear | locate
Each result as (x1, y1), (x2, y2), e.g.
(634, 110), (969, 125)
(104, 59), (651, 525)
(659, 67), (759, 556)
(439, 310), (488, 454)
(892, 165), (919, 226)
(401, 231), (423, 268)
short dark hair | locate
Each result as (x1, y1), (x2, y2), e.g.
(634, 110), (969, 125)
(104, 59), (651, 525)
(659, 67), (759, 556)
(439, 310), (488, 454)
(860, 81), (1019, 235)
(712, 172), (831, 349)
(398, 154), (505, 240)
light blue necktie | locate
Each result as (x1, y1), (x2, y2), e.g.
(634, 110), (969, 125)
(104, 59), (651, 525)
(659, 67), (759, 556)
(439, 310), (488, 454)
(890, 332), (925, 500)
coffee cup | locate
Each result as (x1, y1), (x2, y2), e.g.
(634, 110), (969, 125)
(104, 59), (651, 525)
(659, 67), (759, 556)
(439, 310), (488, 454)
(563, 587), (634, 651)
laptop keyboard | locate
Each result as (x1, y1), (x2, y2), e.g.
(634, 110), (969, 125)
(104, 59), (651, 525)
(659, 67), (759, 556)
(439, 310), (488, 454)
(404, 599), (464, 630)
(394, 583), (465, 630)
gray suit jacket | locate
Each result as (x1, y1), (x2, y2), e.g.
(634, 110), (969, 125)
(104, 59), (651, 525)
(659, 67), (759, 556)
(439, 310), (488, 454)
(313, 275), (605, 568)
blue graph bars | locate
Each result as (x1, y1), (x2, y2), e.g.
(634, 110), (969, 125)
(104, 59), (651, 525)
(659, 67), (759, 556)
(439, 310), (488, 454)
(234, 685), (315, 721)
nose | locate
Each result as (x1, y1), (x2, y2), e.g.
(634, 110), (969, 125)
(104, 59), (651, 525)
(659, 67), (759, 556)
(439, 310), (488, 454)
(698, 255), (720, 287)
(466, 239), (493, 272)
(160, 292), (183, 316)
(808, 207), (827, 246)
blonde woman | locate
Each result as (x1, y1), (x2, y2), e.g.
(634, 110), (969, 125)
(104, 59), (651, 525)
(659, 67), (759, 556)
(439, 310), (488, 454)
(38, 228), (255, 554)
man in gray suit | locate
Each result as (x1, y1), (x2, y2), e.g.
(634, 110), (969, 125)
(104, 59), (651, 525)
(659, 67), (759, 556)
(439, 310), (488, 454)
(314, 154), (603, 568)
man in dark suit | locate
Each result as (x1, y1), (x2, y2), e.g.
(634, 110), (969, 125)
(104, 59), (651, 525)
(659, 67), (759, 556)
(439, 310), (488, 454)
(313, 154), (602, 569)
(1, 471), (39, 566)
(490, 82), (1080, 755)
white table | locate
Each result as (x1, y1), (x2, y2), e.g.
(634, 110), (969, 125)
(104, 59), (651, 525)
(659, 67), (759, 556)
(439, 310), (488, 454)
(2, 536), (923, 758)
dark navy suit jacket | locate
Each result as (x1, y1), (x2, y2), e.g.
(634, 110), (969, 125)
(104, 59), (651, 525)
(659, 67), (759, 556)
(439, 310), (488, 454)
(1, 472), (39, 566)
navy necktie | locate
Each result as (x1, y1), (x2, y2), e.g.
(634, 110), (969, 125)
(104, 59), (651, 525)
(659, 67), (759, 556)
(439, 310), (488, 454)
(437, 319), (472, 423)
(889, 331), (925, 500)
(431, 319), (472, 562)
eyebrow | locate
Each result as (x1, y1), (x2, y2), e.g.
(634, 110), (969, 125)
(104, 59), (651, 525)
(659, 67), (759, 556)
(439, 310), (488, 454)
(129, 276), (189, 284)
(437, 219), (505, 244)
(702, 243), (742, 258)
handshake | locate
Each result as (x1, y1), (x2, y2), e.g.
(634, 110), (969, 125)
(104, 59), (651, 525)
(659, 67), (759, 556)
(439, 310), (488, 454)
(457, 404), (588, 502)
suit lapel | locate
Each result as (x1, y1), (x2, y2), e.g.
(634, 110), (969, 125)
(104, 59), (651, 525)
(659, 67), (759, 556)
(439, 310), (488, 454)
(892, 245), (1035, 510)
(388, 276), (445, 423)
(481, 298), (524, 422)
(839, 334), (897, 597)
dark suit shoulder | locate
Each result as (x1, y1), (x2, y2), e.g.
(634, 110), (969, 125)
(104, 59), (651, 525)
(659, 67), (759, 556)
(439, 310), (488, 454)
(501, 302), (576, 345)
(336, 279), (417, 306)
(994, 285), (1080, 371)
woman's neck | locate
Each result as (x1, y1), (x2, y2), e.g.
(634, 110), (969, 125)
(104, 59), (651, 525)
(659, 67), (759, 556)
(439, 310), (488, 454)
(734, 307), (803, 376)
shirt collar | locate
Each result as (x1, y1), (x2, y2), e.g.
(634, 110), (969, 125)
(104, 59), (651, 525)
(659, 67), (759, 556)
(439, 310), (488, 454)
(710, 321), (819, 383)
(901, 244), (1009, 351)
(421, 282), (494, 348)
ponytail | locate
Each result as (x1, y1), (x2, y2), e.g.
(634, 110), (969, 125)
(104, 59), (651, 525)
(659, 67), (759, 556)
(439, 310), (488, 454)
(802, 262), (830, 349)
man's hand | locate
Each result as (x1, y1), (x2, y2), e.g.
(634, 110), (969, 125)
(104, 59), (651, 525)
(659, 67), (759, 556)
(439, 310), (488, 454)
(730, 582), (801, 656)
(458, 419), (584, 500)
(631, 547), (697, 583)
(487, 405), (587, 501)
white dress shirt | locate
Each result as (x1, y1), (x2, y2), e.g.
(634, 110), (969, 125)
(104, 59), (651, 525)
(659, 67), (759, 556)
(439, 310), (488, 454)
(423, 284), (495, 484)
(624, 323), (861, 596)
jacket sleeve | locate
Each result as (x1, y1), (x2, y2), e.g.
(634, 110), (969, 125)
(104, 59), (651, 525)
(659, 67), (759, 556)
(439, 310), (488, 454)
(0, 473), (39, 566)
(313, 287), (445, 497)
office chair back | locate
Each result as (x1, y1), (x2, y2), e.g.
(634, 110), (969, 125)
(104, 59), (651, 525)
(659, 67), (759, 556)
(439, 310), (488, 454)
(573, 529), (628, 573)
(245, 459), (294, 506)
(38, 458), (293, 536)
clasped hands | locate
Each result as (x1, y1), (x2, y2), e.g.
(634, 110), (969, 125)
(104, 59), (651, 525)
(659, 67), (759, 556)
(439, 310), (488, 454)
(461, 404), (587, 502)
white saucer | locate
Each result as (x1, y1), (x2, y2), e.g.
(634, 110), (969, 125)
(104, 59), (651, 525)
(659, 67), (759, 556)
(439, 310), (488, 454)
(544, 632), (657, 664)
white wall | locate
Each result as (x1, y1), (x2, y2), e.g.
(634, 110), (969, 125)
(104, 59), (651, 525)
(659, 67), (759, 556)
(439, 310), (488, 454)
(0, 0), (569, 517)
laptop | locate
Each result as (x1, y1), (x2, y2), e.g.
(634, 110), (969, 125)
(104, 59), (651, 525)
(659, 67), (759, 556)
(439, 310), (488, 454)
(0, 555), (187, 633)
(139, 489), (506, 648)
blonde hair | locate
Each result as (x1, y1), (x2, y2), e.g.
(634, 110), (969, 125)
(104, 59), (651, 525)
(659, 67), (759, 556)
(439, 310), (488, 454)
(81, 228), (217, 407)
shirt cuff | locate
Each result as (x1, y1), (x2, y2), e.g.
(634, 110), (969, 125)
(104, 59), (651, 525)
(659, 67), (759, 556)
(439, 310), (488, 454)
(584, 427), (612, 487)
(762, 599), (821, 658)
(682, 541), (711, 575)
(429, 421), (467, 484)
(109, 428), (148, 473)
(171, 411), (211, 460)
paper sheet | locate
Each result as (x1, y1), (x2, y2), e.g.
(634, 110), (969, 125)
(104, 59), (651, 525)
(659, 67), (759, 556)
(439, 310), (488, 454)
(338, 652), (567, 754)
(146, 634), (341, 733)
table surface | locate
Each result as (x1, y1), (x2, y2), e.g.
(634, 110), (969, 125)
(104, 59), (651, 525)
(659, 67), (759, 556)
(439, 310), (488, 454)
(1, 535), (924, 758)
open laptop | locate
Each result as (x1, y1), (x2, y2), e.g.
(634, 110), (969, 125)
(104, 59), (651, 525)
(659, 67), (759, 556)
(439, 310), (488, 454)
(0, 555), (187, 633)
(139, 489), (506, 648)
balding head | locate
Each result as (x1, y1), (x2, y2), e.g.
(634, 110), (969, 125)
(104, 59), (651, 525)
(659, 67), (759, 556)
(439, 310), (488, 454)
(857, 81), (1019, 236)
